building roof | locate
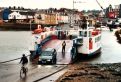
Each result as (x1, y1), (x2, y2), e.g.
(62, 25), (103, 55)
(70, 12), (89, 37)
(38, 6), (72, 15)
(19, 11), (35, 16)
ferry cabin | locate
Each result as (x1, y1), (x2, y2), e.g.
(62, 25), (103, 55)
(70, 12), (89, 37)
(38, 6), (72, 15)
(73, 29), (101, 56)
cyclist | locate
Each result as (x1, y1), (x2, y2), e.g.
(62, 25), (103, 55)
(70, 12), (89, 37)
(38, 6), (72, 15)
(20, 54), (28, 77)
(20, 54), (28, 66)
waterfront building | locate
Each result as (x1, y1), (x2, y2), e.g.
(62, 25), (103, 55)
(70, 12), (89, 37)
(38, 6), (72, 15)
(67, 9), (83, 26)
(34, 12), (45, 24)
(2, 7), (85, 25)
(62, 15), (69, 24)
(34, 8), (70, 25)
(113, 5), (120, 18)
(2, 8), (11, 21)
(105, 5), (115, 19)
(56, 13), (62, 24)
(9, 11), (25, 20)
(44, 13), (57, 25)
(56, 12), (69, 24)
(105, 4), (121, 19)
(34, 10), (58, 25)
(8, 11), (35, 23)
(68, 13), (74, 26)
(2, 7), (35, 23)
(77, 14), (96, 28)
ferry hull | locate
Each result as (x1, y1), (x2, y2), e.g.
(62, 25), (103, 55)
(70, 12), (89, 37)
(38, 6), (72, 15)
(78, 48), (101, 57)
(71, 47), (101, 63)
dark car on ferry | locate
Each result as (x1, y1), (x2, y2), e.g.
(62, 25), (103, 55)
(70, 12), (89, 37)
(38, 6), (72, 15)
(38, 48), (57, 64)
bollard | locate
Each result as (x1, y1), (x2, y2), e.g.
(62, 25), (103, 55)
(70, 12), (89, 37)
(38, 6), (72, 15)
(29, 50), (35, 62)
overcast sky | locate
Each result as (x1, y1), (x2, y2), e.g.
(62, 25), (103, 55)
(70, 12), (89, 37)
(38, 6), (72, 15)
(0, 0), (121, 10)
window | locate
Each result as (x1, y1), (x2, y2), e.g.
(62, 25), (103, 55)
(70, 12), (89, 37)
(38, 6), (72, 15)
(41, 51), (52, 56)
(95, 36), (101, 42)
(77, 38), (83, 44)
(84, 31), (87, 37)
(89, 31), (92, 37)
(41, 35), (43, 39)
(79, 31), (87, 37)
(79, 31), (84, 37)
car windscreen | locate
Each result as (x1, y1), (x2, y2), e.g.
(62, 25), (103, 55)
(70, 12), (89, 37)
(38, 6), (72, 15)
(41, 51), (52, 56)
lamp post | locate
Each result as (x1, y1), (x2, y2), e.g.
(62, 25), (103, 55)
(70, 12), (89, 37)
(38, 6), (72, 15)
(95, 0), (105, 31)
(72, 0), (74, 27)
(72, 0), (86, 29)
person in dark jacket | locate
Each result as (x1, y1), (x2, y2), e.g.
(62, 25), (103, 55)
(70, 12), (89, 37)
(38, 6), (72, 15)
(20, 54), (28, 66)
(62, 41), (66, 53)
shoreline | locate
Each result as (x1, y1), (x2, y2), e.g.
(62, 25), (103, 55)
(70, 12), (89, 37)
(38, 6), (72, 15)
(0, 23), (37, 31)
(56, 62), (121, 82)
(0, 23), (59, 31)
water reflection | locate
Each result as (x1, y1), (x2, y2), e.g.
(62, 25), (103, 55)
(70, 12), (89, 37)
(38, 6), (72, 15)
(0, 31), (31, 62)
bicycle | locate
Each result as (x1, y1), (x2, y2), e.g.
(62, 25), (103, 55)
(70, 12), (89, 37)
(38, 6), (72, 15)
(20, 65), (28, 78)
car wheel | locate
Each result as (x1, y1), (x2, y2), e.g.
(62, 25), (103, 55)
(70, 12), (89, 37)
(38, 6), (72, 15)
(51, 60), (54, 64)
(52, 59), (56, 64)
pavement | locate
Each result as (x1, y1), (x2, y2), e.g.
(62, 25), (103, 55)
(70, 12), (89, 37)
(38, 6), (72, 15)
(38, 67), (68, 82)
(0, 61), (67, 82)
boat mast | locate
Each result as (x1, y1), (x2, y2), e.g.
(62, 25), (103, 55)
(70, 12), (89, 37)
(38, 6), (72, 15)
(30, 19), (32, 31)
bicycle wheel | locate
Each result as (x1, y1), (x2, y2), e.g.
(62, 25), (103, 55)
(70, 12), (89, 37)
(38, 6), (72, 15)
(20, 67), (26, 78)
(25, 67), (28, 73)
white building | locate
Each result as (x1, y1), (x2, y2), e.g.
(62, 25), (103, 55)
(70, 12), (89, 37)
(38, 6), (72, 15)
(68, 13), (75, 26)
(8, 11), (34, 20)
(61, 15), (69, 23)
(9, 11), (25, 19)
(56, 13), (69, 24)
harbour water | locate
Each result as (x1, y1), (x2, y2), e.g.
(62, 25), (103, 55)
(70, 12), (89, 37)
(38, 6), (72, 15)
(88, 30), (121, 63)
(0, 31), (31, 62)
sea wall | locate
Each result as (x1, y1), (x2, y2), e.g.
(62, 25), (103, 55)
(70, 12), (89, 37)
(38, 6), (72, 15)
(0, 23), (58, 31)
(0, 23), (38, 30)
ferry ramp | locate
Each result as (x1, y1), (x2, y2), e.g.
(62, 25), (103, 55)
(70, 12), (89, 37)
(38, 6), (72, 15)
(42, 39), (73, 64)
